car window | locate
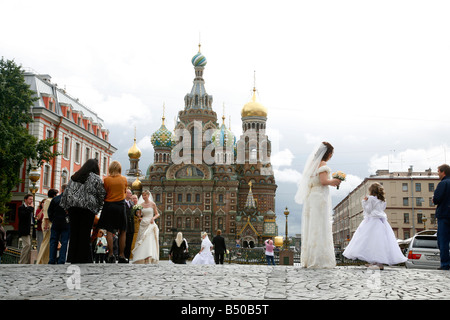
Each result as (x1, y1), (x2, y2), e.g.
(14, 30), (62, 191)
(412, 236), (438, 249)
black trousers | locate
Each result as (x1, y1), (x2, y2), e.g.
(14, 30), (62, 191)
(215, 252), (225, 264)
(67, 207), (95, 263)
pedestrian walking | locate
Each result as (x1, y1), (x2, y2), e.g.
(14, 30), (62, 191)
(36, 188), (58, 264)
(433, 164), (450, 270)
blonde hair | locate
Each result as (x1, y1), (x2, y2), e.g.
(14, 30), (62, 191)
(108, 160), (122, 176)
(369, 182), (385, 202)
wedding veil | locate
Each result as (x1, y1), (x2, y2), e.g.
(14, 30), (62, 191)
(294, 142), (328, 204)
(137, 190), (155, 206)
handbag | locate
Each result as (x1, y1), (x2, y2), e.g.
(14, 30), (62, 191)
(182, 250), (191, 260)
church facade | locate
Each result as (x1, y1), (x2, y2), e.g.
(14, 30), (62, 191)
(126, 47), (278, 247)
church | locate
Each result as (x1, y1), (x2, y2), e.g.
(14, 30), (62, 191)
(126, 46), (278, 247)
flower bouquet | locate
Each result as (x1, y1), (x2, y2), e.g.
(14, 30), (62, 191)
(133, 204), (143, 211)
(332, 171), (346, 189)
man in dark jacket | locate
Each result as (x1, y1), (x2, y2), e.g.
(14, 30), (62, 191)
(212, 229), (227, 264)
(18, 194), (34, 264)
(48, 184), (70, 264)
(433, 164), (450, 270)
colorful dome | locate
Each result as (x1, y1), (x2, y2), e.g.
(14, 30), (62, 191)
(211, 118), (236, 148)
(191, 51), (207, 67)
(241, 89), (267, 118)
(151, 122), (175, 148)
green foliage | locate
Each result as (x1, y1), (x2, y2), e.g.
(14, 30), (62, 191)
(0, 57), (60, 215)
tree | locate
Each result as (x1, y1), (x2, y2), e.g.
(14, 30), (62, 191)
(0, 57), (60, 215)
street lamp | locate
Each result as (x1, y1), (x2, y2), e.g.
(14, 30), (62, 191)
(283, 207), (290, 250)
(28, 166), (40, 248)
(422, 215), (428, 231)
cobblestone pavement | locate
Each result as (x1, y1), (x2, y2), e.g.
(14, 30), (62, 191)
(1, 262), (450, 300)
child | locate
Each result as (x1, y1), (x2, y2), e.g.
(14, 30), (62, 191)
(343, 182), (407, 269)
(95, 230), (107, 263)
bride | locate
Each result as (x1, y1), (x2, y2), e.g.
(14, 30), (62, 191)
(191, 232), (215, 265)
(295, 142), (341, 269)
(131, 190), (160, 264)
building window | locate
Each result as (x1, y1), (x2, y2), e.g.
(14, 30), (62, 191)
(178, 194), (183, 202)
(155, 194), (161, 202)
(403, 213), (409, 224)
(63, 137), (70, 159)
(428, 183), (435, 192)
(402, 183), (408, 192)
(415, 183), (421, 192)
(403, 197), (409, 206)
(103, 157), (107, 175)
(49, 100), (54, 112)
(417, 213), (423, 224)
(74, 143), (81, 163)
(429, 197), (434, 207)
(404, 230), (410, 239)
(43, 164), (50, 187)
(46, 129), (53, 139)
(195, 194), (200, 202)
(219, 194), (224, 203)
(416, 197), (424, 207)
(195, 217), (200, 229)
(185, 217), (191, 229)
(218, 217), (223, 231)
(177, 217), (182, 229)
(85, 147), (90, 163)
(61, 170), (68, 185)
(187, 194), (192, 202)
(95, 152), (99, 162)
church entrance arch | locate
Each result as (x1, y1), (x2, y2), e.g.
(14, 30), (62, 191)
(241, 236), (256, 248)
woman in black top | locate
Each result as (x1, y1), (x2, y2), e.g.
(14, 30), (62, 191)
(169, 232), (189, 264)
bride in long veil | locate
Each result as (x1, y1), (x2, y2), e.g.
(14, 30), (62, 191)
(131, 189), (160, 264)
(295, 142), (341, 268)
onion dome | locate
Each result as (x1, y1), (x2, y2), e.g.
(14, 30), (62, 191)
(128, 138), (142, 159)
(131, 176), (142, 190)
(241, 88), (267, 118)
(151, 115), (175, 148)
(212, 116), (236, 148)
(191, 43), (207, 67)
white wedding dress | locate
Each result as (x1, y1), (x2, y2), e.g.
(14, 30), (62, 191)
(191, 236), (215, 265)
(300, 165), (336, 268)
(131, 207), (159, 264)
(343, 196), (407, 265)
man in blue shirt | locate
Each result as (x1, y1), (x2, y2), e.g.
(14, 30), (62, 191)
(433, 164), (450, 270)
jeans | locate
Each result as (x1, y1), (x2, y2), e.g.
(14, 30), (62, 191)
(437, 218), (450, 269)
(49, 223), (70, 264)
(266, 254), (275, 265)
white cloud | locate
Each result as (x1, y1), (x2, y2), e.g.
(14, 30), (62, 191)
(368, 145), (449, 175)
(274, 168), (302, 184)
(271, 148), (294, 167)
(137, 135), (153, 151)
(330, 174), (363, 200)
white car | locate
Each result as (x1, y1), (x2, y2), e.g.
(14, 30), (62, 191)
(405, 230), (442, 269)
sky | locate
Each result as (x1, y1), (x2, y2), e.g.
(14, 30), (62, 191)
(2, 0), (450, 236)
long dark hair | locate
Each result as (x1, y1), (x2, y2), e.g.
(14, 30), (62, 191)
(71, 159), (100, 183)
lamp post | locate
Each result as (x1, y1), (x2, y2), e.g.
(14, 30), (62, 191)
(283, 207), (290, 250)
(28, 166), (40, 248)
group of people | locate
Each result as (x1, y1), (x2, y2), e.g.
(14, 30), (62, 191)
(296, 141), (450, 271)
(16, 142), (450, 271)
(18, 159), (161, 265)
(169, 230), (227, 265)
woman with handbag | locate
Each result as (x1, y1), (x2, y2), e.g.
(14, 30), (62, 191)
(169, 232), (189, 264)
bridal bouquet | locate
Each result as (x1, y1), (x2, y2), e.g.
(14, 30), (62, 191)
(332, 171), (346, 189)
(133, 204), (143, 211)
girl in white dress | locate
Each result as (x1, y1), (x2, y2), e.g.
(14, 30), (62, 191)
(343, 183), (407, 269)
(131, 190), (160, 264)
(191, 232), (215, 265)
(295, 142), (341, 269)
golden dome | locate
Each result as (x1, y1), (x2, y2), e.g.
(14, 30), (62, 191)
(131, 176), (142, 190)
(241, 88), (267, 118)
(128, 138), (142, 159)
